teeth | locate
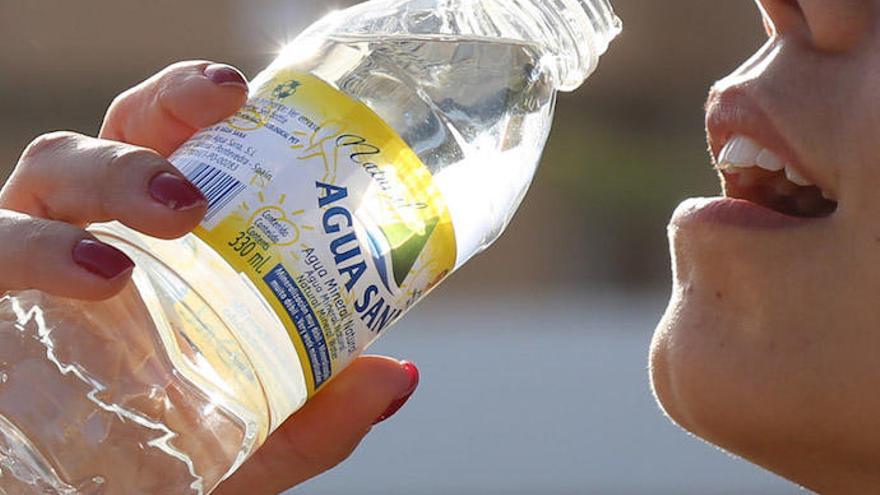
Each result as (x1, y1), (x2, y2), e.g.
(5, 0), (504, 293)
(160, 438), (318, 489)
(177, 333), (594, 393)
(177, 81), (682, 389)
(784, 166), (811, 187)
(822, 189), (838, 201)
(717, 134), (824, 190)
(718, 135), (762, 169)
(755, 149), (785, 172)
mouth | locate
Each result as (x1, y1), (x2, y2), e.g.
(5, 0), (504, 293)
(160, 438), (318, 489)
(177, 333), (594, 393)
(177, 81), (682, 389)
(716, 135), (838, 219)
(705, 88), (839, 221)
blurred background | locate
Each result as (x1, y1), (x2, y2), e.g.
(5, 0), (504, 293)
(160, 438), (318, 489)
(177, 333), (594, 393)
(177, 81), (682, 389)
(0, 1), (803, 493)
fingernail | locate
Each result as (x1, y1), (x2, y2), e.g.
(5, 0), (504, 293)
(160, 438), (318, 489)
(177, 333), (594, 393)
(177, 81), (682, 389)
(374, 361), (420, 425)
(73, 239), (135, 280)
(149, 172), (207, 211)
(204, 63), (248, 89)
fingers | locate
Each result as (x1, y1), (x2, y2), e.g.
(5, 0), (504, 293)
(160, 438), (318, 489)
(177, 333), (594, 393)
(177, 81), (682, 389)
(214, 357), (420, 495)
(0, 210), (134, 299)
(0, 61), (247, 299)
(100, 61), (248, 157)
(0, 132), (207, 239)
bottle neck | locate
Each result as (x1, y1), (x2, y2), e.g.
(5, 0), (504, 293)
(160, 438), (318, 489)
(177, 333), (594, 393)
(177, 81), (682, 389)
(571, 0), (621, 59)
(485, 0), (621, 91)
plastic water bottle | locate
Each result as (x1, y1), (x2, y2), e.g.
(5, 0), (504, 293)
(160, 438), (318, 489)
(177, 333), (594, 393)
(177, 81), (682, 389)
(0, 0), (620, 492)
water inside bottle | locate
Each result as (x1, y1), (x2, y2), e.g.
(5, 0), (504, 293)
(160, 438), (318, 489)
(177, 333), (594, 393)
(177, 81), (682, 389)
(277, 34), (557, 262)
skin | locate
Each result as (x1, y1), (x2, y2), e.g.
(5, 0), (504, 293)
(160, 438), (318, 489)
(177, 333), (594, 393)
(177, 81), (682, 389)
(649, 0), (880, 493)
(0, 61), (417, 495)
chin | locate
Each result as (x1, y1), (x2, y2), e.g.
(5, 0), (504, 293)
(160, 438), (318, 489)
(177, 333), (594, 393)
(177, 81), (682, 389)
(649, 211), (789, 449)
(649, 207), (880, 492)
(651, 296), (880, 492)
(648, 252), (809, 488)
(649, 271), (751, 445)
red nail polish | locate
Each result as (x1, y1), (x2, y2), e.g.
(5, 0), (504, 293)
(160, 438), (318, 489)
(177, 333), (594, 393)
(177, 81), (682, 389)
(73, 240), (135, 280)
(204, 63), (248, 89)
(149, 172), (207, 211)
(374, 361), (420, 425)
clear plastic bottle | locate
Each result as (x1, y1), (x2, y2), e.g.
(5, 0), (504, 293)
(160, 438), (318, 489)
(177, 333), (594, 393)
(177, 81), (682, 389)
(0, 0), (620, 493)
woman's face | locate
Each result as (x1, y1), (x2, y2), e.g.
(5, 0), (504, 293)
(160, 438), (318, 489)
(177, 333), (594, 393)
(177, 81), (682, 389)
(650, 0), (880, 490)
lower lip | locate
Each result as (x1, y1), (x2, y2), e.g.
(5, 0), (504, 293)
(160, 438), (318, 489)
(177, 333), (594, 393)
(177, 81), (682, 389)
(671, 197), (811, 229)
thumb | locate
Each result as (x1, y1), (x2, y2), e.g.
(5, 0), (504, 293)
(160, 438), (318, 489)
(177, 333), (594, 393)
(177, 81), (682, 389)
(213, 356), (420, 495)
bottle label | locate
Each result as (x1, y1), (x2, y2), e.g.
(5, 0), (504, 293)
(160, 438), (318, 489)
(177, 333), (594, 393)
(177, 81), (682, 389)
(170, 69), (456, 396)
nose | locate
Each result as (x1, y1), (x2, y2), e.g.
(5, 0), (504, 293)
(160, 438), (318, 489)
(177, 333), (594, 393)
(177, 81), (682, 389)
(756, 0), (872, 52)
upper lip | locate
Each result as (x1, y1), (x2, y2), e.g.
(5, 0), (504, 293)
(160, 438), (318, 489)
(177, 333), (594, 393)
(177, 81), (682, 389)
(705, 85), (835, 199)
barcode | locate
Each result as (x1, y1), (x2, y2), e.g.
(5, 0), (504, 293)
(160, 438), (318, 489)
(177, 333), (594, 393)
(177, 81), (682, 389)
(178, 161), (246, 223)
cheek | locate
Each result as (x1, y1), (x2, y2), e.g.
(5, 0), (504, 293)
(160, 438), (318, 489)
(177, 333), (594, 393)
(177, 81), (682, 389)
(841, 62), (880, 218)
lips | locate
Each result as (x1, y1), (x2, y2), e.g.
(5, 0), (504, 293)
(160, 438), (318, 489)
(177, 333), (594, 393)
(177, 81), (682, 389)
(672, 196), (810, 229)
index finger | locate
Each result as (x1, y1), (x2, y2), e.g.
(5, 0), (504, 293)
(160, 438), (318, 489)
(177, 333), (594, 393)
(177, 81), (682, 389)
(100, 61), (249, 156)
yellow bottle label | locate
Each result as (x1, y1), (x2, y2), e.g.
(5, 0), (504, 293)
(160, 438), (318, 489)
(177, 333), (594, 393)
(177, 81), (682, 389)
(170, 69), (456, 396)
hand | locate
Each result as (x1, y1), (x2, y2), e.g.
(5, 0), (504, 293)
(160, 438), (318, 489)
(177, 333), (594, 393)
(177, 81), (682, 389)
(0, 61), (419, 494)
